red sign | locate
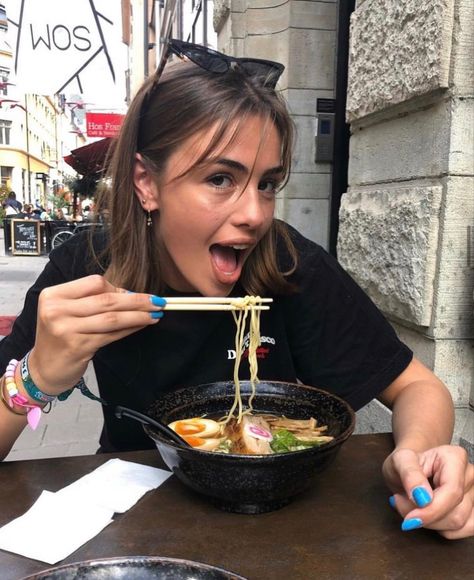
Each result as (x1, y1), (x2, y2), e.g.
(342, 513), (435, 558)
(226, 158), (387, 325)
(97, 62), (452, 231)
(85, 112), (124, 138)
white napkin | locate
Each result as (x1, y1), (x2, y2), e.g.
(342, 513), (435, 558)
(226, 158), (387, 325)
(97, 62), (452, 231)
(0, 459), (172, 564)
(57, 458), (172, 513)
(0, 490), (113, 565)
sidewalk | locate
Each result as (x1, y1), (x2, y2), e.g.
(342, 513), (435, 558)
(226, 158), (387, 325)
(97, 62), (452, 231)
(0, 228), (103, 461)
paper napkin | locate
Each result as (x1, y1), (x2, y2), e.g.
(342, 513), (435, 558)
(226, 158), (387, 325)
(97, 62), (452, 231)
(57, 458), (172, 513)
(0, 459), (172, 564)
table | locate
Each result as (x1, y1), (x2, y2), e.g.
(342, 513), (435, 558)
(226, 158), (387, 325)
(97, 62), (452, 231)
(0, 434), (472, 579)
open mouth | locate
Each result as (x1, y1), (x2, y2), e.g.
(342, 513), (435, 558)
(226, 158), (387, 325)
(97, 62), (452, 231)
(209, 244), (248, 275)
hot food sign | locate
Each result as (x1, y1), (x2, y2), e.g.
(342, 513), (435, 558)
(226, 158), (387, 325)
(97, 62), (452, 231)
(86, 112), (124, 138)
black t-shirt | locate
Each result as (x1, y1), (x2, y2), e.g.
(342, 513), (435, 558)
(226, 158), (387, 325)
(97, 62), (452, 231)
(0, 223), (412, 452)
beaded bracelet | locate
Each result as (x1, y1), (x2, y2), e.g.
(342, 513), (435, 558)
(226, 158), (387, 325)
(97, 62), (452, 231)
(0, 376), (26, 416)
(4, 359), (42, 429)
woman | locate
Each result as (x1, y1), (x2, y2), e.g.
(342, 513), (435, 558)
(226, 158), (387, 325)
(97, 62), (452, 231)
(0, 40), (472, 539)
(54, 207), (69, 221)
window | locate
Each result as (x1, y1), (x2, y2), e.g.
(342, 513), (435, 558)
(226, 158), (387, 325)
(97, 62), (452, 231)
(0, 166), (12, 187)
(0, 67), (9, 95)
(0, 4), (7, 31)
(0, 119), (11, 144)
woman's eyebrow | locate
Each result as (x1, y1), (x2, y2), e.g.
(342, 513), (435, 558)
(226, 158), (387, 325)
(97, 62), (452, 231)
(214, 158), (249, 173)
(263, 165), (284, 176)
(214, 158), (284, 175)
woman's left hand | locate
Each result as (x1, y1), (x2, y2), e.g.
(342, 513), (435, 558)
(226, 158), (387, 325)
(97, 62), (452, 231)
(382, 445), (474, 539)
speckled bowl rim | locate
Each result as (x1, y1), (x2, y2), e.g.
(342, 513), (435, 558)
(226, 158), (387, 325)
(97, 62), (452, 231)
(20, 556), (247, 580)
(145, 381), (356, 460)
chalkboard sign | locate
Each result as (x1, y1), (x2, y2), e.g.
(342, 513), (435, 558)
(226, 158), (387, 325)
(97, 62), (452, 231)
(11, 219), (41, 255)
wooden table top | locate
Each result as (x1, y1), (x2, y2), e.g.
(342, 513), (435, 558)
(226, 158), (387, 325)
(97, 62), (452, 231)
(0, 434), (472, 579)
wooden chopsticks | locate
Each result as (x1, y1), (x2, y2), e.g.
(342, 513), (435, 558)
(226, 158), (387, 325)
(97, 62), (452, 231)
(162, 297), (272, 311)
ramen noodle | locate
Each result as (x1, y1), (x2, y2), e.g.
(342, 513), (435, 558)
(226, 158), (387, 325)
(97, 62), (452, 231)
(221, 296), (263, 425)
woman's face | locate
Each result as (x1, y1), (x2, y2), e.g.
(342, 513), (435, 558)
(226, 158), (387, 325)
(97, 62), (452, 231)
(137, 115), (284, 296)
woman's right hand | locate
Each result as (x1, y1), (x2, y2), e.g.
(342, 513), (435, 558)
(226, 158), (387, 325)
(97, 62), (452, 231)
(27, 275), (165, 396)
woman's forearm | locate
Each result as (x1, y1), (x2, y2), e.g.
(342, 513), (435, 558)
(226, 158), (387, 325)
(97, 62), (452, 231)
(391, 379), (454, 452)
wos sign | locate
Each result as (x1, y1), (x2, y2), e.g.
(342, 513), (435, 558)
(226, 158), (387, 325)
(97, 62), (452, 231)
(12, 0), (117, 96)
(29, 24), (92, 52)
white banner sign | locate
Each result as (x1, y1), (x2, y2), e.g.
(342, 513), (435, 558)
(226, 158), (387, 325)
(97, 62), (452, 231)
(10, 0), (123, 100)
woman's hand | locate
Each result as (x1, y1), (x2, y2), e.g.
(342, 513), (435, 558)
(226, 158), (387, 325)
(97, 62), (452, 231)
(28, 275), (165, 396)
(382, 445), (474, 539)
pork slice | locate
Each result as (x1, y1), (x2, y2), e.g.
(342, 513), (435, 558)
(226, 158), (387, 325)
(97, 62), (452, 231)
(223, 415), (273, 455)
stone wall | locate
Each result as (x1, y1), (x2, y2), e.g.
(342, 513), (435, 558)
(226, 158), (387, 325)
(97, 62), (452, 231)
(215, 0), (338, 249)
(339, 0), (474, 455)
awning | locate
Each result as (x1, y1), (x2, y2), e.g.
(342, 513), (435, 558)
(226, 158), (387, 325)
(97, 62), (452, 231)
(63, 137), (116, 177)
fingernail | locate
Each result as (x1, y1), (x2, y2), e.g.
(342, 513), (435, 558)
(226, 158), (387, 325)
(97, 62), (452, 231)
(389, 495), (396, 509)
(412, 486), (431, 508)
(150, 295), (166, 307)
(127, 290), (135, 294)
(401, 518), (423, 532)
(150, 311), (164, 319)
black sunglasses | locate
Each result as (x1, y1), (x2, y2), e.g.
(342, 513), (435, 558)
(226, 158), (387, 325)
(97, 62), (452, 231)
(154, 38), (284, 89)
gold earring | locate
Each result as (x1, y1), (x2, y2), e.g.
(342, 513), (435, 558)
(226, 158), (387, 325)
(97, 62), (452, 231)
(147, 210), (152, 226)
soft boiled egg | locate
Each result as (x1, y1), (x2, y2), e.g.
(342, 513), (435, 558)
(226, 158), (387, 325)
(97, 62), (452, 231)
(181, 436), (223, 451)
(168, 418), (221, 440)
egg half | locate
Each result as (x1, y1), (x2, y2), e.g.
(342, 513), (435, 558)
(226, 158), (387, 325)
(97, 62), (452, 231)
(168, 418), (221, 440)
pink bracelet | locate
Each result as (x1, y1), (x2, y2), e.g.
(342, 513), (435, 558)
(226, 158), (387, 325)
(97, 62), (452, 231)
(4, 359), (42, 430)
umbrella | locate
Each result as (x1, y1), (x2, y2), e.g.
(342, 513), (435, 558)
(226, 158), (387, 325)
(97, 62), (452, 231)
(63, 137), (115, 177)
(63, 138), (116, 219)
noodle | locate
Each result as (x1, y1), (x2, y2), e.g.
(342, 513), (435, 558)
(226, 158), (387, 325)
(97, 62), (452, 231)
(221, 296), (263, 424)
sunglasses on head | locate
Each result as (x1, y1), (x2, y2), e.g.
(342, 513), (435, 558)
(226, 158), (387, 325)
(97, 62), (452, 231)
(154, 38), (285, 89)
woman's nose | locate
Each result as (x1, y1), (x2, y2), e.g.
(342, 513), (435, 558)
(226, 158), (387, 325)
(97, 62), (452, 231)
(231, 186), (272, 229)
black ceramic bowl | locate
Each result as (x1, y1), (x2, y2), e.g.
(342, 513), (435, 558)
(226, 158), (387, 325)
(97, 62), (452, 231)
(21, 556), (246, 579)
(145, 381), (355, 514)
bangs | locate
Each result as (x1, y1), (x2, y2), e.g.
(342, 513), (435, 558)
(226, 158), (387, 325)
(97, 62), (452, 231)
(170, 108), (289, 186)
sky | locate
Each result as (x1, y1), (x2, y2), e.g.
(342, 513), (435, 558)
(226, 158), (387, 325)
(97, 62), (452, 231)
(5, 0), (128, 113)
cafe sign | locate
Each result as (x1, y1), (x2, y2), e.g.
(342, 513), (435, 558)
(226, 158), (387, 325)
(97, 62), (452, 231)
(85, 112), (124, 138)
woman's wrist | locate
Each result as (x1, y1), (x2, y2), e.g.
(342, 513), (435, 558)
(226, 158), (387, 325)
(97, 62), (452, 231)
(20, 352), (57, 404)
(27, 348), (81, 397)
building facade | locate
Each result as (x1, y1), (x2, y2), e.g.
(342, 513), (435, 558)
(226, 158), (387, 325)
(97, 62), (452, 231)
(338, 0), (473, 455)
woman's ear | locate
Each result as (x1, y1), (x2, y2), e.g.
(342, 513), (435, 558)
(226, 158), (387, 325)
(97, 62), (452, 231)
(133, 154), (160, 211)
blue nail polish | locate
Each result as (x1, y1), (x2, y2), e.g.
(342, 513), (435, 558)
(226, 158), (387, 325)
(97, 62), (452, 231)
(401, 518), (423, 532)
(150, 295), (166, 307)
(150, 311), (164, 319)
(412, 486), (431, 508)
(389, 495), (396, 509)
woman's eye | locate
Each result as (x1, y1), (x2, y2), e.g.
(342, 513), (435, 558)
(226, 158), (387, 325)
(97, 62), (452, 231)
(208, 174), (233, 189)
(258, 179), (278, 194)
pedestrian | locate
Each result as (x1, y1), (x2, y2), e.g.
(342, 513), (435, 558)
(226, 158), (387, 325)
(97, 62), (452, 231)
(0, 39), (472, 539)
(53, 207), (69, 221)
(2, 191), (22, 216)
(18, 204), (37, 219)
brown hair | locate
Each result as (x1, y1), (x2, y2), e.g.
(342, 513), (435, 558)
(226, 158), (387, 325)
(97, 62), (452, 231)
(95, 60), (297, 295)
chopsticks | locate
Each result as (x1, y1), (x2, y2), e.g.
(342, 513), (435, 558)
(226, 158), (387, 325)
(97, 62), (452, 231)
(162, 297), (272, 311)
